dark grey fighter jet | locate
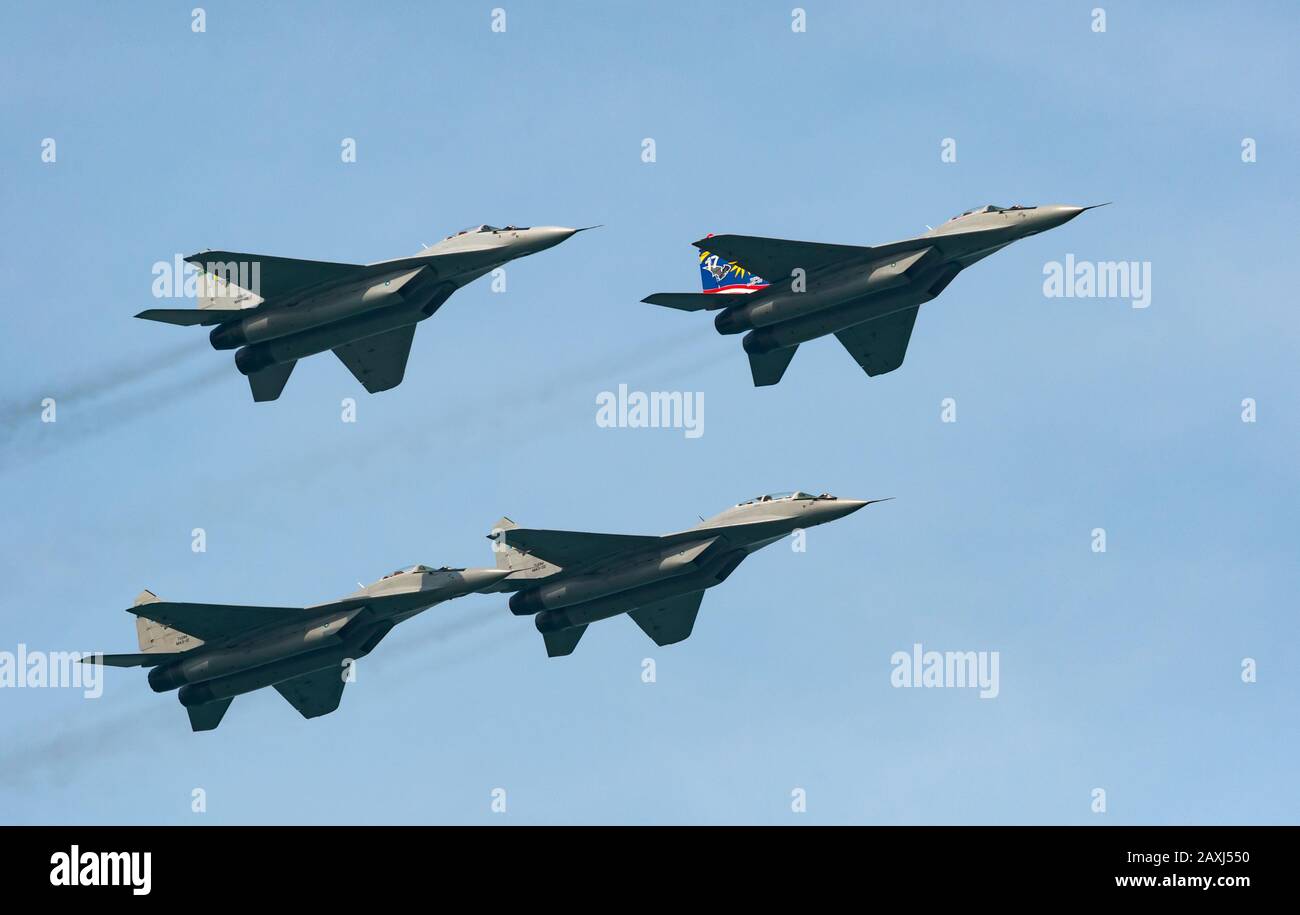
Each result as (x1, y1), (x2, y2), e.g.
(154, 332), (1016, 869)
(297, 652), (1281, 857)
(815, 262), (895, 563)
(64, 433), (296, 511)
(486, 492), (881, 657)
(138, 225), (590, 401)
(84, 565), (508, 730)
(643, 204), (1104, 386)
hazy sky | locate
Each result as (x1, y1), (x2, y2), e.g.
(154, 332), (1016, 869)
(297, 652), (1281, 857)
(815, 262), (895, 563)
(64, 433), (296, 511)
(1, 1), (1296, 824)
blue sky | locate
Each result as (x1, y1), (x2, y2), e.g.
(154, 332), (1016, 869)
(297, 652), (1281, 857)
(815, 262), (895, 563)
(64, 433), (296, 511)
(0, 1), (1296, 824)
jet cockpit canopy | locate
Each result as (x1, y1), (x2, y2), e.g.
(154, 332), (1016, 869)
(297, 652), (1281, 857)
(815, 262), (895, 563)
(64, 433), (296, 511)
(945, 203), (1037, 224)
(445, 224), (508, 239)
(380, 564), (455, 580)
(735, 491), (825, 506)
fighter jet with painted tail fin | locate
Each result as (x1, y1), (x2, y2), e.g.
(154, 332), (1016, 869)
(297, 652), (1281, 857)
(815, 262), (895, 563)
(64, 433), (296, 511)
(642, 204), (1105, 386)
(484, 492), (883, 658)
(83, 565), (509, 731)
(137, 225), (592, 401)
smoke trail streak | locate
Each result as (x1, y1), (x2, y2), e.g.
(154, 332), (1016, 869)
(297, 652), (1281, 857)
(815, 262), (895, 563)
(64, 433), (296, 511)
(526, 325), (706, 401)
(435, 341), (727, 457)
(0, 358), (230, 471)
(379, 604), (511, 664)
(392, 625), (531, 678)
(0, 699), (162, 790)
(229, 327), (721, 488)
(0, 337), (208, 428)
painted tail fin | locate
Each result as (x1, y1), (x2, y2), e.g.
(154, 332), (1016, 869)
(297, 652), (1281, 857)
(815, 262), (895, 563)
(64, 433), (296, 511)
(134, 590), (205, 653)
(698, 236), (769, 294)
(488, 517), (562, 580)
(640, 235), (769, 313)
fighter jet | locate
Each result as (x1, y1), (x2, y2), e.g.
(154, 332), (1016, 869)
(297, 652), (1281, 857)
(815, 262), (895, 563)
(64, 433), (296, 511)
(485, 492), (881, 657)
(138, 224), (591, 401)
(83, 564), (509, 731)
(642, 204), (1105, 386)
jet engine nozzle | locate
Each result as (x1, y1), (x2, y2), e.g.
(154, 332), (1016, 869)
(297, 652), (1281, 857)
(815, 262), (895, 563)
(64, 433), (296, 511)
(149, 664), (187, 693)
(742, 328), (780, 355)
(209, 322), (248, 350)
(509, 589), (545, 616)
(534, 609), (575, 633)
(177, 682), (216, 708)
(714, 307), (751, 335)
(234, 344), (277, 376)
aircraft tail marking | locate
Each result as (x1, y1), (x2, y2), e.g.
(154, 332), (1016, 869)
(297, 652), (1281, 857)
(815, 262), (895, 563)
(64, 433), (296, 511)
(489, 517), (563, 580)
(133, 590), (206, 654)
(698, 235), (769, 295)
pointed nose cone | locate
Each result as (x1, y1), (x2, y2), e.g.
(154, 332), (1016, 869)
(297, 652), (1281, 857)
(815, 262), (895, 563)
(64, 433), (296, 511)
(817, 498), (880, 521)
(1035, 203), (1108, 231)
(527, 225), (597, 252)
(460, 568), (512, 593)
(543, 226), (579, 243)
(821, 496), (894, 517)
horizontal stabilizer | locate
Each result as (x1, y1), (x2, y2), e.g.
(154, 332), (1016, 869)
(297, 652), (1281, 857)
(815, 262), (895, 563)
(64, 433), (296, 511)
(747, 344), (798, 387)
(80, 651), (183, 668)
(248, 360), (296, 402)
(640, 293), (723, 312)
(135, 308), (249, 327)
(187, 697), (233, 732)
(542, 624), (587, 658)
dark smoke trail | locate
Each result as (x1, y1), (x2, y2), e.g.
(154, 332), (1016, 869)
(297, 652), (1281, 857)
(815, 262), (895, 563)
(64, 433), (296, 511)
(0, 358), (230, 471)
(396, 624), (531, 676)
(527, 325), (707, 401)
(0, 337), (208, 428)
(229, 327), (720, 488)
(0, 698), (164, 790)
(441, 340), (727, 456)
(381, 604), (511, 664)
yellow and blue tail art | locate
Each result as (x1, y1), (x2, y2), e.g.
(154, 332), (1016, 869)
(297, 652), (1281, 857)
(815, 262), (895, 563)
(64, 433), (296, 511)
(698, 235), (769, 295)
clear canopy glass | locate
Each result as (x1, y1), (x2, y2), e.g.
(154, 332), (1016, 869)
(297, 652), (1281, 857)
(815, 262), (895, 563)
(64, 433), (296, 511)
(947, 203), (1037, 223)
(737, 491), (821, 505)
(445, 224), (505, 239)
(382, 564), (439, 579)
